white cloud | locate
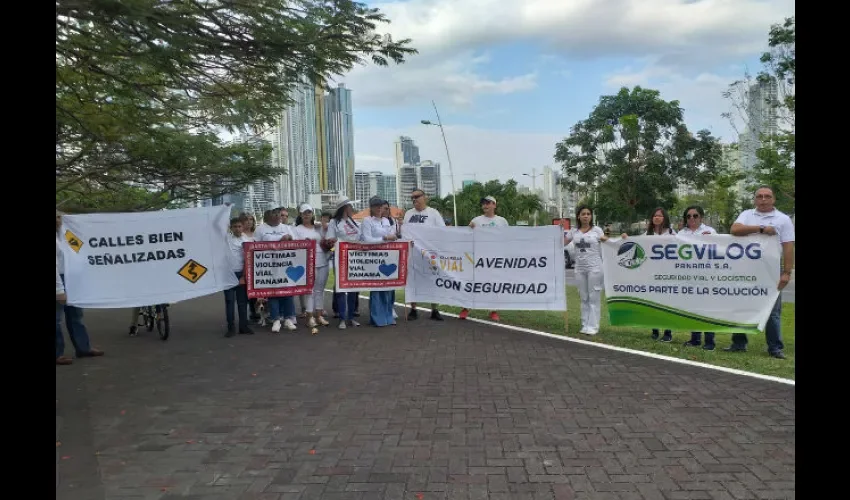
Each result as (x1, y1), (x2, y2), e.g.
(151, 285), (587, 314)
(344, 50), (537, 108)
(354, 125), (563, 192)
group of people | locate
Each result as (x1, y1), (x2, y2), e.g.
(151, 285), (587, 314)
(564, 186), (793, 359)
(55, 185), (793, 365)
(220, 188), (452, 337)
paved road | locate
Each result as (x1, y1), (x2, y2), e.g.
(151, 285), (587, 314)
(57, 294), (795, 500)
(565, 269), (796, 303)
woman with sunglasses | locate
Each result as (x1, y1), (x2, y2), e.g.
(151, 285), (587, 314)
(622, 207), (676, 342)
(678, 205), (718, 350)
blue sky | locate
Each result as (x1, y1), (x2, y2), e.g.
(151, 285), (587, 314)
(343, 0), (794, 191)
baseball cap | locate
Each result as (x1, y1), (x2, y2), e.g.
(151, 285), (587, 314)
(480, 196), (497, 204)
(299, 203), (314, 213)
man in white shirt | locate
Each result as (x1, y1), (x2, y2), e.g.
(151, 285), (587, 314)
(462, 196), (509, 321)
(725, 186), (794, 359)
(257, 208), (298, 332)
(224, 217), (254, 337)
(402, 188), (446, 321)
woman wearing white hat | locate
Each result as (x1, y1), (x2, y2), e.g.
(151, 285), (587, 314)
(361, 197), (398, 327)
(294, 204), (331, 333)
(326, 197), (362, 329)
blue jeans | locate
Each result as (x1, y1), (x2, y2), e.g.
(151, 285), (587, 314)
(56, 275), (92, 358)
(224, 271), (248, 329)
(269, 296), (296, 321)
(731, 295), (784, 353)
(336, 292), (358, 321)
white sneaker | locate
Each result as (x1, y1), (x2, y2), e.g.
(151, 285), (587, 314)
(349, 320), (361, 327)
(308, 317), (317, 328)
(586, 328), (598, 336)
(579, 327), (589, 334)
(271, 319), (282, 333)
(283, 319), (297, 331)
(317, 316), (329, 326)
(338, 321), (347, 330)
(392, 310), (398, 319)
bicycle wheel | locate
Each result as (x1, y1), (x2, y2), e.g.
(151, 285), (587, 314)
(144, 307), (155, 331)
(156, 305), (170, 340)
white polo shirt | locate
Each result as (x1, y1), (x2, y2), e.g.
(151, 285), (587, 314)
(679, 223), (717, 236)
(734, 209), (795, 243)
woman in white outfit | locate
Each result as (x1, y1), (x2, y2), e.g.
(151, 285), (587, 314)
(564, 205), (609, 335)
(678, 205), (718, 350)
(326, 197), (362, 330)
(622, 207), (676, 342)
(293, 204), (331, 332)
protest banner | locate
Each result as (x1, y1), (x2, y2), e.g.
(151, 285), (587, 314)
(59, 206), (238, 308)
(403, 226), (566, 311)
(334, 241), (410, 292)
(244, 240), (315, 298)
(601, 234), (781, 333)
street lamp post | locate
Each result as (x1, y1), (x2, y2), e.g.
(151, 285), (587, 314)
(523, 168), (545, 226)
(421, 100), (458, 226)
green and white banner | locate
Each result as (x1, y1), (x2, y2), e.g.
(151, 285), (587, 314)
(601, 235), (781, 333)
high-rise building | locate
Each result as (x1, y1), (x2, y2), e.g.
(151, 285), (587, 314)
(378, 174), (397, 207)
(739, 77), (779, 172)
(419, 160), (441, 200)
(325, 83), (355, 198)
(266, 82), (321, 209)
(462, 179), (476, 189)
(353, 170), (398, 210)
(394, 136), (420, 205)
(398, 161), (440, 209)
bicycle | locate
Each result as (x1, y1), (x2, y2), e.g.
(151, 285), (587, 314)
(132, 304), (171, 341)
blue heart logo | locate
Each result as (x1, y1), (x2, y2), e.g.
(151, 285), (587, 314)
(285, 266), (305, 282)
(378, 263), (397, 277)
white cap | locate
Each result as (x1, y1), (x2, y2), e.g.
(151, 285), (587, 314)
(299, 203), (314, 213)
(482, 195), (497, 204)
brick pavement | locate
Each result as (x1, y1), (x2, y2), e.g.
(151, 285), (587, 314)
(56, 294), (795, 500)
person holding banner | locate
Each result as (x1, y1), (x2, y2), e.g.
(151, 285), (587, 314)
(460, 196), (509, 322)
(725, 186), (794, 359)
(294, 204), (331, 331)
(238, 213), (261, 321)
(257, 208), (298, 333)
(56, 212), (103, 365)
(381, 201), (400, 320)
(564, 205), (609, 335)
(678, 205), (718, 350)
(327, 197), (362, 329)
(622, 207), (676, 342)
(402, 188), (446, 321)
(223, 218), (254, 337)
(361, 197), (399, 327)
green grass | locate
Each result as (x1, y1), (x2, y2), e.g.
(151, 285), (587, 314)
(328, 273), (795, 381)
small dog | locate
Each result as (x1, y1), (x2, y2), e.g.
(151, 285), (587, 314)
(256, 298), (270, 327)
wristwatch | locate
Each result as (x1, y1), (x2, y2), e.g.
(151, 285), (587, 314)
(759, 225), (765, 233)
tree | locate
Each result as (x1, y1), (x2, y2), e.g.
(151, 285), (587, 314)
(430, 180), (542, 226)
(56, 0), (416, 212)
(722, 16), (794, 214)
(554, 86), (723, 226)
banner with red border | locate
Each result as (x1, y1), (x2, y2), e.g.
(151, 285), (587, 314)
(245, 240), (315, 299)
(334, 241), (410, 292)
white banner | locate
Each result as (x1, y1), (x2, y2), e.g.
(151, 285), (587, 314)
(403, 226), (566, 311)
(601, 234), (781, 333)
(60, 206), (239, 308)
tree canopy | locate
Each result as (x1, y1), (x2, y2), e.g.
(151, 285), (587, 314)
(429, 180), (543, 226)
(554, 86), (723, 225)
(56, 0), (416, 212)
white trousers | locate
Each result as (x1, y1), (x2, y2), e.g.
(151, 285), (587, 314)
(306, 265), (330, 313)
(576, 269), (604, 330)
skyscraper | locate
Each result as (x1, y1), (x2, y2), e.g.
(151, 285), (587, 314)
(353, 170), (398, 210)
(379, 174), (398, 207)
(398, 161), (441, 209)
(326, 83), (355, 198)
(394, 136), (420, 205)
(739, 77), (779, 172)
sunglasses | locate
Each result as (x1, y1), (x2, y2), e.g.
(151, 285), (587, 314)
(411, 194), (423, 200)
(686, 213), (701, 219)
